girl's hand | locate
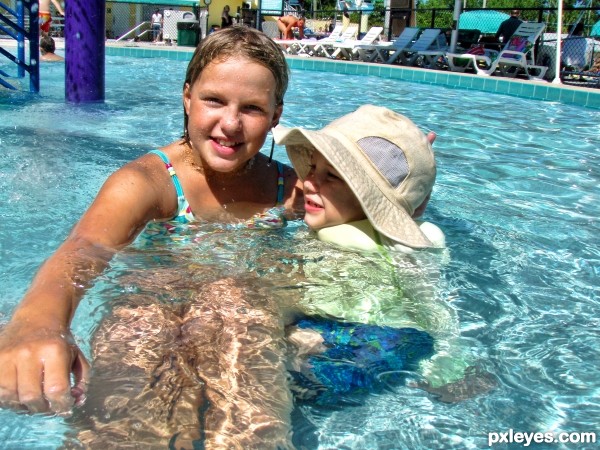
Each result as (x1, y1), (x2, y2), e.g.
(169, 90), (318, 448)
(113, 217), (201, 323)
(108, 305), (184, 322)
(0, 320), (90, 414)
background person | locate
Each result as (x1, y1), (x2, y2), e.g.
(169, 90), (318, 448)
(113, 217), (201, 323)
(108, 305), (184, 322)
(342, 0), (351, 32)
(277, 15), (305, 40)
(495, 9), (522, 44)
(221, 5), (234, 28)
(40, 35), (64, 61)
(151, 8), (163, 43)
(39, 0), (64, 35)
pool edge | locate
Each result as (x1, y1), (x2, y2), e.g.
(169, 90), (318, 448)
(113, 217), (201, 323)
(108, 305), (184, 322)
(14, 42), (587, 110)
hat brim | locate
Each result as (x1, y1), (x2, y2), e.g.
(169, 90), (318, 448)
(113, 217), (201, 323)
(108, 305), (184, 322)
(274, 126), (433, 249)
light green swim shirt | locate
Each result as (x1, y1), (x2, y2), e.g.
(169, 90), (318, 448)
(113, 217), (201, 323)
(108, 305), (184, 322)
(289, 221), (474, 387)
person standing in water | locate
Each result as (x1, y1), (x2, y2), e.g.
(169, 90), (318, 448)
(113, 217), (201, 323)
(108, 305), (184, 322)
(39, 0), (64, 35)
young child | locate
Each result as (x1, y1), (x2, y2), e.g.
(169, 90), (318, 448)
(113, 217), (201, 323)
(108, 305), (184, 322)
(275, 104), (444, 253)
(275, 105), (489, 404)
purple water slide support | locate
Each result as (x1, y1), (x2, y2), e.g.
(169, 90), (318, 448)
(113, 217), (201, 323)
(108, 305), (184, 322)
(65, 0), (106, 102)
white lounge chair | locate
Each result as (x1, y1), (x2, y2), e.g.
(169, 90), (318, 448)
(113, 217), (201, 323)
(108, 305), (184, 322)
(322, 26), (384, 60)
(273, 25), (344, 55)
(447, 22), (548, 80)
(355, 27), (420, 63)
(303, 26), (358, 57)
(387, 28), (445, 65)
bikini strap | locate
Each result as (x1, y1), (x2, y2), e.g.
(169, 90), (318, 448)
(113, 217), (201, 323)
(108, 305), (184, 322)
(276, 161), (285, 205)
(148, 150), (185, 199)
(148, 150), (195, 223)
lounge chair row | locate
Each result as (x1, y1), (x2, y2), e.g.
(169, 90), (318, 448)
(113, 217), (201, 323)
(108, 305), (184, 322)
(273, 21), (550, 81)
(273, 25), (375, 59)
(446, 22), (548, 80)
(273, 25), (445, 63)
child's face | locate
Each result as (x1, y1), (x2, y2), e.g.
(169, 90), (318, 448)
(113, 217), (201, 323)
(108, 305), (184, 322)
(183, 57), (282, 173)
(302, 151), (365, 230)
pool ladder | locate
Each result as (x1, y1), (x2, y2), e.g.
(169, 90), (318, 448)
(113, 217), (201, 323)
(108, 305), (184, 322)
(0, 0), (40, 92)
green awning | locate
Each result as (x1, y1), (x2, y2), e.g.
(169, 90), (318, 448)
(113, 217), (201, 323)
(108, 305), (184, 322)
(592, 19), (600, 37)
(108, 0), (200, 6)
(458, 10), (509, 34)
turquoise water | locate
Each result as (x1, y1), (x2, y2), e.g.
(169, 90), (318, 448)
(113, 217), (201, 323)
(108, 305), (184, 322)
(1, 55), (599, 449)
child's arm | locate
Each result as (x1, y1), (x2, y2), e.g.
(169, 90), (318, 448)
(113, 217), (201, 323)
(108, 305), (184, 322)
(0, 158), (171, 413)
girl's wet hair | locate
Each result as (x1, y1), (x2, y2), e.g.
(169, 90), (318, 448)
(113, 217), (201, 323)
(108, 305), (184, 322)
(182, 26), (289, 142)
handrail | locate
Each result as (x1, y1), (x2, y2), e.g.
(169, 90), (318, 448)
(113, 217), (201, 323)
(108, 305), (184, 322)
(136, 29), (152, 39)
(0, 0), (17, 16)
(0, 12), (28, 38)
(116, 21), (150, 41)
(0, 0), (39, 92)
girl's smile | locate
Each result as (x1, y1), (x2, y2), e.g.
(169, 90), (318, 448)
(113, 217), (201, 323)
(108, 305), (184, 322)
(183, 57), (282, 173)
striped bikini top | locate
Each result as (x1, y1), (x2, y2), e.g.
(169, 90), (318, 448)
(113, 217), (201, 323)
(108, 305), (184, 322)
(140, 150), (287, 242)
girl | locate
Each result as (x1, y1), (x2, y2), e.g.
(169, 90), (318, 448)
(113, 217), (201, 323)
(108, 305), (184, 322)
(0, 25), (301, 417)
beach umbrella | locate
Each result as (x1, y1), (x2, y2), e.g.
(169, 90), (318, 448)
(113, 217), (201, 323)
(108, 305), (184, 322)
(591, 19), (600, 37)
(458, 10), (509, 34)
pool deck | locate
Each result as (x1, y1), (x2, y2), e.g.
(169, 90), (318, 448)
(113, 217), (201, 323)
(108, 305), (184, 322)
(2, 37), (600, 109)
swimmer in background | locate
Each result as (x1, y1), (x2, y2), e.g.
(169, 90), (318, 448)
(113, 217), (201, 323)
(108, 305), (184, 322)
(39, 0), (64, 36)
(40, 35), (64, 61)
(277, 15), (305, 40)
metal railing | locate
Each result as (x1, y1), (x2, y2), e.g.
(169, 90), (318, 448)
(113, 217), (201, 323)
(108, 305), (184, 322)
(0, 0), (39, 92)
(115, 20), (150, 41)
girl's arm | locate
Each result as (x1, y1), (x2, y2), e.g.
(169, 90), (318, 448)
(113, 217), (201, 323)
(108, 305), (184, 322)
(0, 158), (172, 413)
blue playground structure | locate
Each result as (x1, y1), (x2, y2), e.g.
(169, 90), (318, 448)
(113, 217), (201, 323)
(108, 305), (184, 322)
(0, 0), (39, 92)
(0, 0), (105, 102)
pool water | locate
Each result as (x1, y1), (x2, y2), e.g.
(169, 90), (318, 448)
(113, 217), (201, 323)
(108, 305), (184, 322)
(1, 55), (599, 449)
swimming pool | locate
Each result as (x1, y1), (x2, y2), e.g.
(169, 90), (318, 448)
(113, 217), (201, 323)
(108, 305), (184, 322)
(1, 54), (599, 449)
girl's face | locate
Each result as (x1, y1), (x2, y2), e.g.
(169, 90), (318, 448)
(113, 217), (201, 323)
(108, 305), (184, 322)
(183, 57), (282, 173)
(302, 151), (365, 230)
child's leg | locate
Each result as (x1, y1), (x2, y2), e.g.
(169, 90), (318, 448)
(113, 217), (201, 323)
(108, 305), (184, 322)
(67, 298), (202, 448)
(181, 278), (294, 450)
